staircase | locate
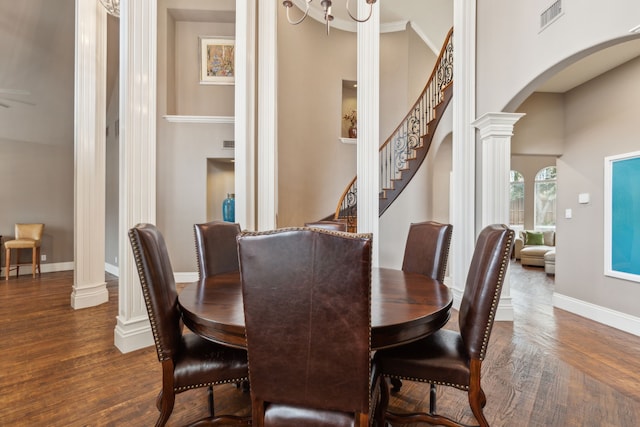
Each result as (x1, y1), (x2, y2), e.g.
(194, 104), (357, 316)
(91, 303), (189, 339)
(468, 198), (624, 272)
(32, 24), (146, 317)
(333, 28), (454, 232)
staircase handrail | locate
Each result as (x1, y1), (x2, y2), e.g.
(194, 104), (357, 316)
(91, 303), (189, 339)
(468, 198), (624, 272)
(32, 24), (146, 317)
(334, 28), (454, 230)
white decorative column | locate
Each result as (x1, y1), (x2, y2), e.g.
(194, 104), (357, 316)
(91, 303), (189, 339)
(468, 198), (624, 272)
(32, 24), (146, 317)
(72, 0), (109, 309)
(450, 0), (476, 305)
(235, 0), (257, 231)
(257, 1), (277, 230)
(357, 1), (380, 266)
(114, 0), (157, 353)
(473, 112), (525, 321)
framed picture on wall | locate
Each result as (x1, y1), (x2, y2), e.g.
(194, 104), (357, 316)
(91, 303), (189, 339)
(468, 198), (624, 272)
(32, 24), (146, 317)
(199, 37), (235, 85)
(604, 150), (640, 282)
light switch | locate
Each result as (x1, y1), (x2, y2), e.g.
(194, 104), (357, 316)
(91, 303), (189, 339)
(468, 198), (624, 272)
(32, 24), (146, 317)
(578, 193), (590, 204)
(565, 208), (572, 219)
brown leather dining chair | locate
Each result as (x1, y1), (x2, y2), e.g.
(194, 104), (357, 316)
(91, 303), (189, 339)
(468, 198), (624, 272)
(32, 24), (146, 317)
(193, 220), (242, 280)
(4, 223), (44, 280)
(390, 220), (453, 393)
(402, 221), (453, 282)
(303, 219), (348, 232)
(374, 224), (515, 427)
(237, 227), (381, 427)
(128, 223), (250, 427)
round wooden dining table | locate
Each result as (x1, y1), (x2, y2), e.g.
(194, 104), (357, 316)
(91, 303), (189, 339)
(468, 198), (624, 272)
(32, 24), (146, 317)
(178, 267), (453, 351)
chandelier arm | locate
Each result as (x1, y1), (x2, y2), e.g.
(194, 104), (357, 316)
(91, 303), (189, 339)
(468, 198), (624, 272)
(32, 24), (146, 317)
(283, 0), (311, 25)
(345, 0), (374, 23)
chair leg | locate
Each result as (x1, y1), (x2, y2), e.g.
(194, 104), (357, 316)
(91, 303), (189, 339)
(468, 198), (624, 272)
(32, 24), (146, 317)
(376, 378), (390, 427)
(429, 383), (437, 414)
(468, 359), (489, 427)
(32, 247), (37, 278)
(36, 247), (41, 276)
(5, 247), (9, 280)
(208, 385), (214, 417)
(155, 389), (175, 427)
(15, 249), (20, 278)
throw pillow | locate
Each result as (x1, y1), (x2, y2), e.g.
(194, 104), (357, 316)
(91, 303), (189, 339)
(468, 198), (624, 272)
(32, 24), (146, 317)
(525, 231), (544, 246)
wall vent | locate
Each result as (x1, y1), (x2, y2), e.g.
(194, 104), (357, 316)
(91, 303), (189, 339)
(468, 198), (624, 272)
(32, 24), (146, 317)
(540, 0), (563, 31)
(223, 140), (235, 149)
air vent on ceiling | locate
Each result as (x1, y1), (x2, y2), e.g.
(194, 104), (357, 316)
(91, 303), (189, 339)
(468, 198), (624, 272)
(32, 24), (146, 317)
(540, 0), (563, 31)
(223, 140), (235, 149)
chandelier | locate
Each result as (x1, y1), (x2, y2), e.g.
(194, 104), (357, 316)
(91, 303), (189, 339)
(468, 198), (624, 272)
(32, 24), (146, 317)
(282, 0), (377, 35)
(99, 0), (120, 17)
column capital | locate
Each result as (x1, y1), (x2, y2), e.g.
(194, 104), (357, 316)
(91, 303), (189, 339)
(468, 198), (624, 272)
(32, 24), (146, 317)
(473, 112), (525, 139)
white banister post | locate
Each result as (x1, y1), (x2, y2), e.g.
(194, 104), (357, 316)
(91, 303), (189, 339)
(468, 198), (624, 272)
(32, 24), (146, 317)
(72, 0), (109, 309)
(473, 112), (525, 321)
(357, 0), (380, 266)
(114, 0), (157, 353)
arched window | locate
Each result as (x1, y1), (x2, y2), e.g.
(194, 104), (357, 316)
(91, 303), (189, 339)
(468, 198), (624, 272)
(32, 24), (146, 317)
(534, 166), (557, 230)
(510, 170), (524, 231)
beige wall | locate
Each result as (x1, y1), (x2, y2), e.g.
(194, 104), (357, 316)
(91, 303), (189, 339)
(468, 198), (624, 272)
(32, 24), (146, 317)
(512, 92), (564, 156)
(156, 0), (236, 272)
(277, 14), (437, 229)
(476, 0), (640, 114)
(556, 56), (640, 317)
(0, 0), (75, 268)
(277, 14), (358, 228)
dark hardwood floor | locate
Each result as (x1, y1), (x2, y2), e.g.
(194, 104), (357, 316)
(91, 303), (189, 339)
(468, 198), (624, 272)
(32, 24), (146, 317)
(1, 261), (639, 426)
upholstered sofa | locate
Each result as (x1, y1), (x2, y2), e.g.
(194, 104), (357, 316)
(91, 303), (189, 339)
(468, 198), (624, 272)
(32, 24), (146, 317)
(514, 230), (555, 268)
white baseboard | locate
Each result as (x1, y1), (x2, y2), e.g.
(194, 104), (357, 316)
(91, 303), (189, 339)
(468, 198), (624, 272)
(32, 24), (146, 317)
(174, 272), (198, 283)
(553, 292), (640, 337)
(2, 261), (74, 277)
(105, 262), (119, 277)
(114, 316), (154, 354)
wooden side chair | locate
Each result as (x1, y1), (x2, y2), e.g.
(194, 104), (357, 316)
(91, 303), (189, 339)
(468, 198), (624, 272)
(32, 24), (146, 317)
(128, 223), (250, 427)
(237, 227), (381, 427)
(303, 219), (348, 232)
(375, 224), (515, 427)
(193, 220), (242, 280)
(4, 223), (44, 280)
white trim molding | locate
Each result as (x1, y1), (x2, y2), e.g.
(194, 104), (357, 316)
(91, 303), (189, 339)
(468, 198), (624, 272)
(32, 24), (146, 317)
(113, 315), (155, 353)
(73, 0), (109, 310)
(114, 0), (157, 354)
(553, 292), (640, 337)
(162, 115), (234, 124)
(473, 112), (526, 322)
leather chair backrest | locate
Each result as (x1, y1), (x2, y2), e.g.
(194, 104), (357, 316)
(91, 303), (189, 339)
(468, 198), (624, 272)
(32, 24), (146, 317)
(193, 221), (241, 279)
(401, 221), (453, 282)
(304, 220), (348, 232)
(128, 224), (182, 362)
(15, 223), (44, 241)
(238, 228), (373, 414)
(458, 224), (515, 360)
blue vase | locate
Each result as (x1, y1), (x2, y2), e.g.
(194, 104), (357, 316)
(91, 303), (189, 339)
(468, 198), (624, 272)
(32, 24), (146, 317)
(222, 193), (235, 222)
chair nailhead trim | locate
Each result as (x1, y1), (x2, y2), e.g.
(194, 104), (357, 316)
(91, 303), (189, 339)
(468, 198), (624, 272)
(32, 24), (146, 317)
(129, 232), (167, 361)
(384, 374), (469, 391)
(175, 376), (249, 392)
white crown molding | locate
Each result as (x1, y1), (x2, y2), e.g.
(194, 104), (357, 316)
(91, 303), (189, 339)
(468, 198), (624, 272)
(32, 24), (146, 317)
(409, 21), (438, 55)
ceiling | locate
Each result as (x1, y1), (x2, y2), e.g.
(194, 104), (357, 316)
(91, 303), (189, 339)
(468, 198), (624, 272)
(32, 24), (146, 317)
(536, 37), (640, 92)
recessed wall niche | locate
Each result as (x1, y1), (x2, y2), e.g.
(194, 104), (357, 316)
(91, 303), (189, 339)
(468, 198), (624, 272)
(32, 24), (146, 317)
(341, 79), (357, 139)
(207, 158), (235, 222)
